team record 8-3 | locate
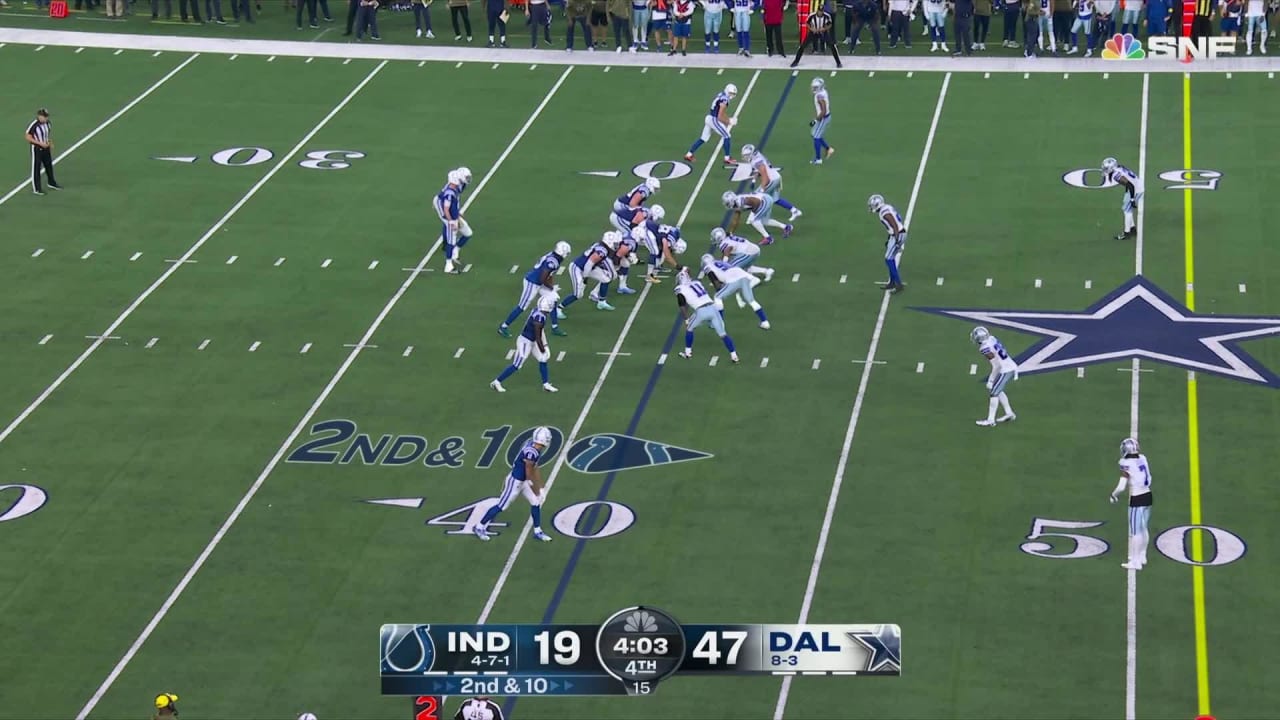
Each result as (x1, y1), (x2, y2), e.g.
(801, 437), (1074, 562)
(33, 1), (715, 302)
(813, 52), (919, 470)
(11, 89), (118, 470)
(380, 606), (902, 697)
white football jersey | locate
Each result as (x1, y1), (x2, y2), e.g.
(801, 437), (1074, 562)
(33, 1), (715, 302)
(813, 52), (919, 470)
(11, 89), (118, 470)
(1118, 454), (1153, 498)
(813, 88), (830, 116)
(1107, 164), (1144, 194)
(719, 236), (759, 258)
(979, 336), (1018, 373)
(676, 282), (714, 310)
(703, 258), (751, 284)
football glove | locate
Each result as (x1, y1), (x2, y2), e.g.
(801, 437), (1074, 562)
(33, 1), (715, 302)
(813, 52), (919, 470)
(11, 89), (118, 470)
(1109, 493), (1120, 504)
(809, 119), (816, 127)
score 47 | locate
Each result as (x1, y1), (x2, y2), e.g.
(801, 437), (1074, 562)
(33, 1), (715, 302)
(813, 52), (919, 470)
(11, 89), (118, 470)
(689, 629), (750, 667)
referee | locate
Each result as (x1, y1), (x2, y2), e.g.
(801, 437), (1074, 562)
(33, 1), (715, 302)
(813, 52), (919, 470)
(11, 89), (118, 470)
(790, 5), (843, 67)
(26, 108), (61, 196)
(454, 696), (505, 720)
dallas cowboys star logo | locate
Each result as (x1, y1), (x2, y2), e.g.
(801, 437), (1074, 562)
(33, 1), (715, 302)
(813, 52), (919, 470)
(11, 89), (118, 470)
(848, 625), (901, 673)
(913, 276), (1280, 387)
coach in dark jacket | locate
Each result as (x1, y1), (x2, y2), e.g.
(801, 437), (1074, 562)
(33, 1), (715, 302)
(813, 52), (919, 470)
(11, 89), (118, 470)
(952, 0), (973, 54)
(846, 0), (882, 53)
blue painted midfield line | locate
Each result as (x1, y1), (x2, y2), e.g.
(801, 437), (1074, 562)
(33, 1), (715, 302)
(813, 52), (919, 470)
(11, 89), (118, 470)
(503, 73), (799, 718)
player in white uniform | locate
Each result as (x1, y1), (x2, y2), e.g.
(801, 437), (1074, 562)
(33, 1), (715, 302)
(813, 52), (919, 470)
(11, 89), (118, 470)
(724, 191), (791, 245)
(684, 84), (739, 167)
(740, 144), (803, 222)
(923, 0), (949, 52)
(809, 78), (836, 165)
(1067, 0), (1094, 55)
(700, 253), (770, 328)
(709, 227), (774, 281)
(970, 326), (1017, 427)
(1110, 437), (1153, 571)
(1245, 0), (1268, 54)
(868, 194), (906, 293)
(1101, 157), (1143, 241)
(675, 268), (740, 362)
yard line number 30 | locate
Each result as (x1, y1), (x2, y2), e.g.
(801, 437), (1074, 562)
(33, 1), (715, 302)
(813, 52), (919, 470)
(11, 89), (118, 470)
(1020, 517), (1246, 566)
(209, 146), (366, 170)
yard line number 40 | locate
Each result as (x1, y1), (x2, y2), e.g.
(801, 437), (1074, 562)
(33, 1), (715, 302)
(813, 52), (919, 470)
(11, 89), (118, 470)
(1020, 517), (1247, 566)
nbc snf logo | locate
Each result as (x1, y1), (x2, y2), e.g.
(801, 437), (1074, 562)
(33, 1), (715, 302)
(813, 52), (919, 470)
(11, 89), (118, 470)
(1101, 31), (1238, 60)
(1102, 33), (1146, 60)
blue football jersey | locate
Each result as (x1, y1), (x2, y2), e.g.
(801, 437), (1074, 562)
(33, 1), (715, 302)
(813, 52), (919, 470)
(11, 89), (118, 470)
(510, 439), (542, 481)
(435, 182), (461, 220)
(520, 308), (548, 342)
(524, 251), (561, 285)
(616, 183), (652, 208)
(573, 243), (611, 269)
(709, 91), (732, 118)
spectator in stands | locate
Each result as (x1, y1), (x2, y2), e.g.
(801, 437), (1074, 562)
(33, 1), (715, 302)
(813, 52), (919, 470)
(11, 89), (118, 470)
(567, 0), (595, 48)
(608, 0), (632, 49)
(974, 0), (992, 47)
(887, 0), (915, 47)
(1023, 0), (1041, 53)
(763, 0), (785, 55)
(1000, 0), (1019, 46)
(1120, 0), (1142, 34)
(672, 0), (696, 53)
(1221, 0), (1241, 38)
(450, 0), (474, 40)
(953, 0), (974, 52)
(650, 0), (672, 49)
(591, 0), (610, 46)
(527, 0), (553, 46)
(703, 0), (726, 50)
(412, 0), (436, 37)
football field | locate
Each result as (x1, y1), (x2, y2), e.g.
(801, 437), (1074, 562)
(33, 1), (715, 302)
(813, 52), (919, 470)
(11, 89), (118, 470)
(1, 30), (1279, 720)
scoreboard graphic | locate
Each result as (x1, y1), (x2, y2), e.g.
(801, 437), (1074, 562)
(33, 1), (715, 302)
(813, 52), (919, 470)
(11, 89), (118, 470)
(381, 606), (900, 697)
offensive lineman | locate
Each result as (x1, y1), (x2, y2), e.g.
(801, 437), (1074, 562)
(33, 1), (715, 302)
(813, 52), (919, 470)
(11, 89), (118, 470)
(491, 294), (559, 393)
(676, 267), (740, 362)
(970, 326), (1018, 427)
(642, 204), (687, 284)
(684, 83), (739, 167)
(701, 253), (770, 328)
(473, 427), (555, 542)
(740, 144), (803, 222)
(711, 227), (775, 281)
(563, 233), (619, 312)
(611, 177), (660, 234)
(724, 190), (792, 245)
(1101, 156), (1143, 241)
(868, 193), (906, 292)
(500, 242), (570, 338)
(810, 77), (836, 164)
(433, 167), (474, 274)
(1110, 437), (1153, 571)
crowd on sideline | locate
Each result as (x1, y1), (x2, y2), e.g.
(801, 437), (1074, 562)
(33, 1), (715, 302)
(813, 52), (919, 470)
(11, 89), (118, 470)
(10, 0), (1278, 57)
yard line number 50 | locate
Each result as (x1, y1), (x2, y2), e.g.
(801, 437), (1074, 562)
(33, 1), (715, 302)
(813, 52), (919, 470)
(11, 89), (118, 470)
(1020, 517), (1247, 566)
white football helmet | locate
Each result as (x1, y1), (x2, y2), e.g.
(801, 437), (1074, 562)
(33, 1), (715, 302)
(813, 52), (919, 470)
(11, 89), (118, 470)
(724, 83), (738, 97)
(538, 292), (559, 313)
(722, 191), (739, 209)
(740, 144), (757, 161)
(1120, 437), (1141, 456)
(710, 227), (728, 245)
(447, 170), (462, 186)
(700, 252), (716, 269)
(676, 266), (693, 286)
(531, 426), (553, 448)
(649, 204), (666, 222)
(970, 326), (990, 345)
(554, 240), (571, 258)
(456, 166), (473, 184)
(867, 194), (885, 213)
(672, 238), (688, 255)
(645, 177), (661, 193)
(1101, 157), (1118, 174)
(811, 77), (825, 92)
(601, 231), (622, 249)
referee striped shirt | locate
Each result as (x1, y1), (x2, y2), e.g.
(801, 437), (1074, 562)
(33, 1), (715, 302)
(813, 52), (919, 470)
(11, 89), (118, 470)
(806, 9), (833, 32)
(27, 118), (49, 146)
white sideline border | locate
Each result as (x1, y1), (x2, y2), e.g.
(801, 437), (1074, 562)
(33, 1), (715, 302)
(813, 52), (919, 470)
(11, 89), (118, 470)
(2, 27), (1278, 72)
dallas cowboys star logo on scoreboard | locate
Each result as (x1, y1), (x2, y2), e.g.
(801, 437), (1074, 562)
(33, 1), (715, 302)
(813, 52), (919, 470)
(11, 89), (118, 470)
(848, 625), (901, 673)
(913, 276), (1280, 387)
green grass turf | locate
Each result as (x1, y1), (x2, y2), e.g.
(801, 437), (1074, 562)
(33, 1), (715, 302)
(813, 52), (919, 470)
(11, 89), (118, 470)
(0, 39), (1277, 720)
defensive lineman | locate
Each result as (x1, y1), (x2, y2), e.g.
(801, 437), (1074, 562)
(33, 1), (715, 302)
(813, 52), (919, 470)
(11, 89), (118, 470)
(473, 427), (555, 542)
(500, 242), (570, 338)
(676, 267), (740, 362)
(491, 294), (559, 393)
(724, 190), (792, 246)
(971, 326), (1018, 427)
(740, 144), (803, 222)
(809, 78), (836, 164)
(1110, 437), (1153, 571)
(711, 227), (775, 281)
(434, 167), (474, 274)
(1101, 156), (1143, 241)
(868, 194), (906, 292)
(684, 84), (738, 167)
(701, 253), (770, 328)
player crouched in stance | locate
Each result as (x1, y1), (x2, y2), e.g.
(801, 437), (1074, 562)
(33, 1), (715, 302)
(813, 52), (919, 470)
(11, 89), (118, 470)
(434, 167), (474, 274)
(642, 204), (688, 284)
(675, 266), (740, 362)
(473, 427), (554, 543)
(1111, 437), (1153, 571)
(971, 326), (1018, 427)
(563, 233), (620, 312)
(868, 193), (905, 293)
(1101, 156), (1143, 241)
(700, 252), (770, 329)
(740, 143), (803, 223)
(724, 190), (792, 246)
(491, 294), (559, 394)
(500, 241), (570, 338)
(711, 226), (775, 282)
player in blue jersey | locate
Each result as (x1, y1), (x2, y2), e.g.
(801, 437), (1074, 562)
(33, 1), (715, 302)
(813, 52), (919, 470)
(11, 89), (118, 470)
(724, 190), (791, 246)
(701, 253), (770, 329)
(500, 241), (571, 338)
(675, 267), (740, 362)
(613, 177), (660, 215)
(563, 233), (619, 312)
(868, 193), (906, 293)
(473, 426), (555, 542)
(1101, 156), (1144, 241)
(433, 167), (474, 274)
(491, 294), (559, 394)
(809, 77), (836, 164)
(684, 84), (739, 167)
(613, 227), (645, 295)
(639, 204), (688, 284)
(740, 144), (803, 222)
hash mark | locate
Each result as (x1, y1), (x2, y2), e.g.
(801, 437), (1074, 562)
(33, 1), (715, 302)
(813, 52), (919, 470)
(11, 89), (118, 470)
(839, 274), (847, 283)
(130, 252), (142, 261)
(299, 342), (312, 354)
(321, 258), (332, 268)
(812, 358), (821, 370)
(227, 255), (238, 265)
(1226, 72), (1233, 79)
(680, 68), (686, 74)
(915, 362), (925, 373)
(229, 54), (237, 60)
(709, 355), (718, 366)
(510, 265), (519, 274)
(343, 58), (351, 65)
(249, 341), (261, 352)
(760, 356), (769, 368)
(868, 71), (875, 77)
(145, 337), (158, 349)
(268, 55), (276, 62)
(343, 343), (378, 349)
(198, 339), (211, 350)
(1085, 279), (1092, 289)
(35, 46), (45, 52)
(463, 263), (473, 273)
(454, 347), (465, 359)
(115, 49), (123, 55)
(368, 260), (379, 270)
(152, 51), (161, 57)
(907, 71), (913, 77)
(306, 57), (313, 64)
(1077, 367), (1085, 379)
(493, 63), (499, 69)
(985, 278), (993, 287)
(969, 364), (977, 375)
(829, 70), (837, 77)
(403, 346), (414, 357)
(936, 276), (944, 286)
(717, 68), (724, 75)
(418, 61), (426, 67)
(81, 250), (94, 260)
(657, 353), (667, 365)
(456, 61), (464, 67)
(791, 273), (800, 282)
(641, 67), (648, 73)
(274, 257), (286, 266)
(1023, 72), (1029, 79)
(1239, 283), (1247, 293)
(791, 69), (798, 77)
(1034, 278), (1042, 288)
(604, 66), (611, 72)
(983, 72), (990, 79)
(1103, 72), (1110, 79)
(32, 248), (43, 258)
(506, 349), (515, 360)
(76, 47), (85, 54)
(39, 334), (52, 346)
(1063, 73), (1069, 79)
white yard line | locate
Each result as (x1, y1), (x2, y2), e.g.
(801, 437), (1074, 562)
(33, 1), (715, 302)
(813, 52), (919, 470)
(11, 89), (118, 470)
(73, 64), (575, 720)
(473, 70), (764, 628)
(3, 61), (390, 454)
(773, 72), (951, 720)
(0, 53), (199, 207)
(1125, 71), (1150, 720)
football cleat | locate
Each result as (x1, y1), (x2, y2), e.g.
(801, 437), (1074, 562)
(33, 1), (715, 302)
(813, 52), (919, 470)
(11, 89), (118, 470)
(533, 529), (553, 542)
(730, 352), (740, 363)
(763, 268), (775, 282)
(975, 419), (996, 427)
(497, 326), (511, 338)
(542, 383), (559, 393)
(759, 236), (775, 246)
(617, 286), (637, 295)
(490, 380), (506, 393)
(782, 224), (793, 238)
(473, 525), (492, 541)
(684, 152), (695, 162)
(789, 208), (803, 221)
(997, 413), (1017, 424)
(760, 320), (771, 330)
(551, 326), (568, 337)
(596, 300), (615, 311)
(679, 350), (693, 359)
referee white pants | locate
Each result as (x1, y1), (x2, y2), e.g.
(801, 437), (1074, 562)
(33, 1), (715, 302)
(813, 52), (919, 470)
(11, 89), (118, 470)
(497, 473), (543, 511)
